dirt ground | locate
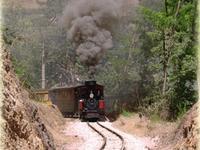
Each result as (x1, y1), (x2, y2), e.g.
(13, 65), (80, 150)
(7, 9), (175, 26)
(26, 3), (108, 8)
(61, 119), (157, 150)
(54, 106), (199, 150)
(112, 104), (199, 150)
(113, 114), (177, 149)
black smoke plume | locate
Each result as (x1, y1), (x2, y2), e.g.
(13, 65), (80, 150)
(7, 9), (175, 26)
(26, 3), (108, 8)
(60, 0), (121, 78)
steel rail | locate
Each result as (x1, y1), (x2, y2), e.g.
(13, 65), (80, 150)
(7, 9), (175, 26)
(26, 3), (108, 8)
(97, 122), (125, 150)
(87, 122), (106, 150)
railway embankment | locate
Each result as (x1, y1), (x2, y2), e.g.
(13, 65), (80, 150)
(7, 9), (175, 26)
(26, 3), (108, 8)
(112, 104), (198, 150)
(2, 48), (67, 149)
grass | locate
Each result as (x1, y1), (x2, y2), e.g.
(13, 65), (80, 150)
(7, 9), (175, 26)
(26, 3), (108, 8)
(149, 113), (162, 122)
(121, 109), (134, 117)
(33, 98), (52, 105)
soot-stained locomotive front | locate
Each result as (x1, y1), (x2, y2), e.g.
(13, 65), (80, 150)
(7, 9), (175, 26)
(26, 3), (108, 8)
(77, 81), (105, 120)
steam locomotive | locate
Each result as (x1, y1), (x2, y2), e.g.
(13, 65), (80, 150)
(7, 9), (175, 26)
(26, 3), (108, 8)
(49, 80), (105, 120)
(78, 81), (105, 120)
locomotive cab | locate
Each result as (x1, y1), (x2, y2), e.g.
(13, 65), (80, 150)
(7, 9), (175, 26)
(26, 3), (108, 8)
(77, 81), (105, 120)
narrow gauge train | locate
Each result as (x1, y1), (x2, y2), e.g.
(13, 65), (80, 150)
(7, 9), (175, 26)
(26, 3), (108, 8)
(48, 81), (105, 120)
(78, 81), (105, 120)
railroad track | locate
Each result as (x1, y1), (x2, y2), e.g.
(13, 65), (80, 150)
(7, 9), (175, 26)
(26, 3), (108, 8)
(87, 121), (125, 150)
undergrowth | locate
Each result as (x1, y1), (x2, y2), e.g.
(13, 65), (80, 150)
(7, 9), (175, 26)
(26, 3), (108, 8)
(121, 109), (134, 117)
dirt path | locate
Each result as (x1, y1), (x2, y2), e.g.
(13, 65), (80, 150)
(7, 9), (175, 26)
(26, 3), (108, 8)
(61, 119), (158, 150)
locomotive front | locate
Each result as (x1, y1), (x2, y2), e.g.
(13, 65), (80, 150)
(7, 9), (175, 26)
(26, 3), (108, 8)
(78, 81), (105, 120)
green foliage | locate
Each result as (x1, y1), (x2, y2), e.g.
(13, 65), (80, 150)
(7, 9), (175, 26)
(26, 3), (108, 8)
(141, 7), (174, 29)
(141, 0), (197, 119)
(121, 109), (134, 117)
(4, 0), (75, 89)
(12, 58), (26, 78)
(96, 30), (142, 105)
(176, 102), (188, 118)
(12, 57), (32, 88)
(150, 113), (162, 122)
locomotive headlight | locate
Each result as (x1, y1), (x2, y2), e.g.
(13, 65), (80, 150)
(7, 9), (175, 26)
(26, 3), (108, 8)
(90, 93), (94, 98)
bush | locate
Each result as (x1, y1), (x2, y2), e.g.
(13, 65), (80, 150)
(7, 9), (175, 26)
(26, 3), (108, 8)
(121, 109), (134, 117)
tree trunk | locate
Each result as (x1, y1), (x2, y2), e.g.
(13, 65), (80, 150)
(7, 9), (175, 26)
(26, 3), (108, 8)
(41, 40), (45, 89)
(162, 30), (167, 95)
(165, 0), (168, 15)
(162, 64), (167, 95)
(124, 31), (136, 73)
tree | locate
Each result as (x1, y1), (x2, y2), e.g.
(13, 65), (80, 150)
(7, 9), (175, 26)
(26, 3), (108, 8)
(142, 0), (197, 118)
